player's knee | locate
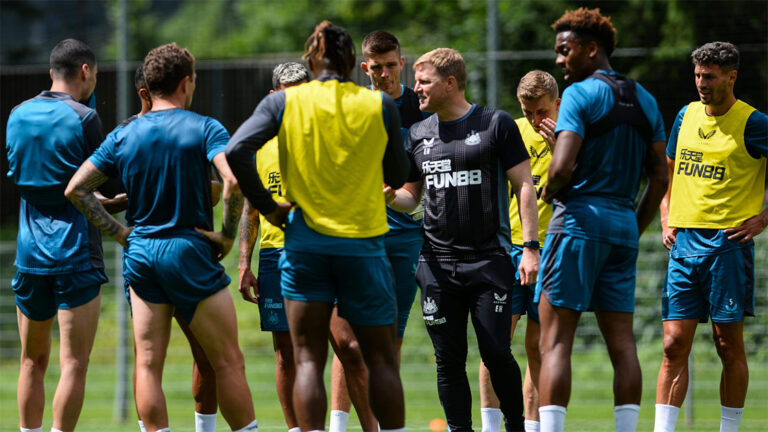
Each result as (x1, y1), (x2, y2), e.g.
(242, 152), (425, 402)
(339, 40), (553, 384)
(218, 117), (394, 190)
(712, 334), (744, 364)
(20, 353), (49, 375)
(59, 356), (90, 378)
(662, 333), (691, 362)
(335, 340), (364, 368)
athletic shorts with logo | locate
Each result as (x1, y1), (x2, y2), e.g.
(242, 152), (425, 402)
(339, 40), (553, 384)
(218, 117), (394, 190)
(663, 231), (755, 323)
(280, 249), (396, 327)
(508, 245), (539, 323)
(123, 232), (230, 324)
(258, 247), (289, 332)
(13, 268), (106, 321)
(535, 232), (638, 312)
(385, 228), (423, 338)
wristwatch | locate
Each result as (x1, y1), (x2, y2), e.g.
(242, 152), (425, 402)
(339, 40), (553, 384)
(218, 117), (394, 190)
(522, 240), (540, 251)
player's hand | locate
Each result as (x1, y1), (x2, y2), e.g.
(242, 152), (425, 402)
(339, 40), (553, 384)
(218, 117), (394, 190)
(238, 266), (260, 304)
(538, 118), (557, 149)
(540, 182), (554, 204)
(264, 202), (293, 231)
(99, 192), (129, 214)
(195, 228), (235, 261)
(662, 226), (677, 250)
(114, 226), (132, 248)
(723, 212), (768, 243)
(518, 247), (540, 286)
(383, 184), (395, 204)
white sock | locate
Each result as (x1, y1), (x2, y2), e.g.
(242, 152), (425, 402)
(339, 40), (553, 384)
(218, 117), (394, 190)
(138, 420), (148, 432)
(195, 412), (218, 432)
(51, 429), (63, 432)
(524, 420), (540, 432)
(20, 428), (42, 432)
(538, 405), (566, 432)
(329, 410), (349, 432)
(156, 429), (171, 432)
(653, 404), (680, 432)
(720, 406), (744, 432)
(481, 408), (503, 432)
(614, 404), (641, 432)
(289, 428), (301, 432)
(233, 420), (259, 432)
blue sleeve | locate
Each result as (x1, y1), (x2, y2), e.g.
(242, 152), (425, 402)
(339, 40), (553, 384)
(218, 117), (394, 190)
(225, 91), (285, 214)
(555, 80), (611, 138)
(204, 118), (231, 162)
(666, 106), (688, 159)
(636, 83), (666, 142)
(744, 110), (768, 159)
(89, 132), (117, 177)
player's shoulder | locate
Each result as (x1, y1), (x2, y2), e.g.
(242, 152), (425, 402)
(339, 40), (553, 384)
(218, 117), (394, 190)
(409, 113), (439, 139)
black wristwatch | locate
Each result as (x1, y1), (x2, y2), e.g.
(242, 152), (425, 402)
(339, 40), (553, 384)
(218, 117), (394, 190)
(522, 240), (540, 251)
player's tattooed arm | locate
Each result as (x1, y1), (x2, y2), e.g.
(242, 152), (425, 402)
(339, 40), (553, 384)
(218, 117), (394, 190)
(65, 160), (132, 247)
(237, 201), (261, 304)
(196, 153), (243, 261)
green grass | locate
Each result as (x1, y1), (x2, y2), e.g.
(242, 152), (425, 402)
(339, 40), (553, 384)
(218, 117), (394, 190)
(1, 294), (767, 431)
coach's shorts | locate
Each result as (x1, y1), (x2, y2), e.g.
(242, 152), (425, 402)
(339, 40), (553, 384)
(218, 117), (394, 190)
(508, 245), (539, 323)
(280, 249), (396, 327)
(663, 245), (754, 323)
(123, 233), (230, 324)
(13, 268), (106, 321)
(385, 229), (423, 338)
(535, 233), (638, 313)
(257, 248), (289, 332)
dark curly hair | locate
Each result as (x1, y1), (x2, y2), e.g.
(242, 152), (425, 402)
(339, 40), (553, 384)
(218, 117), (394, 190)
(552, 8), (617, 57)
(143, 43), (195, 96)
(303, 20), (356, 79)
(691, 42), (739, 71)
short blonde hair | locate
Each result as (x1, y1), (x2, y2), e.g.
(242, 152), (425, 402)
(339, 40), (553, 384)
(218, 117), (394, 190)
(516, 70), (559, 102)
(413, 48), (466, 90)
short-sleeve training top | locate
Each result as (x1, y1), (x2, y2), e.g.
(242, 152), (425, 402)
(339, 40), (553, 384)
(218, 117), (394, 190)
(89, 108), (228, 237)
(407, 104), (529, 260)
(6, 91), (105, 274)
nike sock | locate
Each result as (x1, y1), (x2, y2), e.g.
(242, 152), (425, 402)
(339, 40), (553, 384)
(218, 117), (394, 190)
(614, 404), (641, 432)
(653, 404), (680, 432)
(195, 412), (217, 432)
(481, 407), (503, 432)
(524, 420), (540, 432)
(538, 405), (566, 432)
(720, 405), (743, 432)
(233, 420), (259, 432)
(329, 410), (350, 432)
(138, 420), (148, 432)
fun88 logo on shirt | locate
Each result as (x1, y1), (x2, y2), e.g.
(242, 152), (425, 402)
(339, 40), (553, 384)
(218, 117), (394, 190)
(423, 159), (482, 189)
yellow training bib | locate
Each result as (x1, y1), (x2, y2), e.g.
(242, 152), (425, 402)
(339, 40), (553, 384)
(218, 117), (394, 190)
(278, 80), (390, 238)
(509, 118), (553, 245)
(669, 100), (765, 228)
(256, 137), (285, 248)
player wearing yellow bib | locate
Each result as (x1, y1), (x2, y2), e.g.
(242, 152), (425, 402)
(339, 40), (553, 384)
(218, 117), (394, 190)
(227, 22), (409, 431)
(478, 71), (559, 432)
(237, 62), (378, 432)
(654, 42), (768, 432)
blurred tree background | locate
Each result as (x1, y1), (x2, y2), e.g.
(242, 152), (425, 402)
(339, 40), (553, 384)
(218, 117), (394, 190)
(1, 0), (767, 224)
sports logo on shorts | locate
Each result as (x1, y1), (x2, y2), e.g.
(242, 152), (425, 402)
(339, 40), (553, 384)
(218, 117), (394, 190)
(423, 297), (438, 314)
(465, 130), (481, 146)
(724, 298), (738, 313)
(493, 292), (507, 313)
(698, 127), (716, 140)
(422, 138), (436, 155)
